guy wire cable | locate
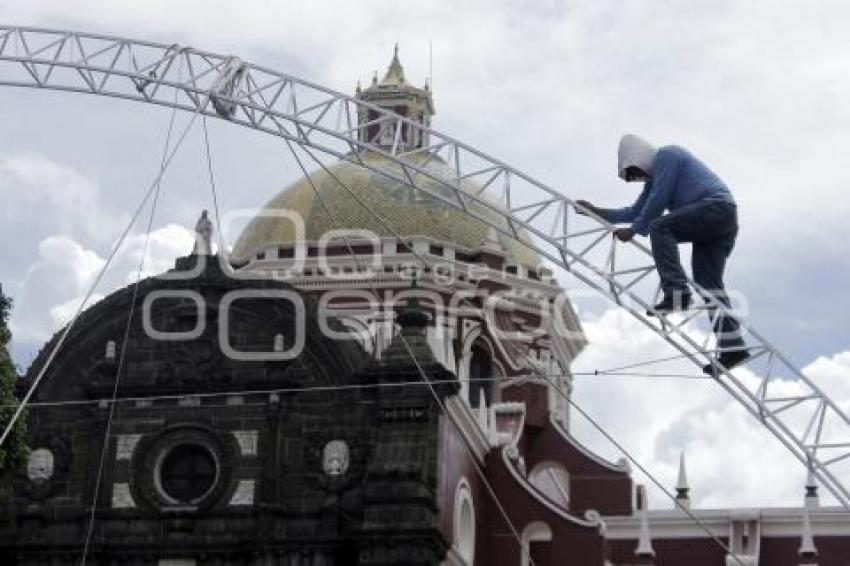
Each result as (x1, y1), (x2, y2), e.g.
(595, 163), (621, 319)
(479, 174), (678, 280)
(288, 140), (747, 565)
(282, 139), (540, 566)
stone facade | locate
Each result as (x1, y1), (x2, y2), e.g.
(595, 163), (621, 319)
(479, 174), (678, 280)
(0, 255), (457, 565)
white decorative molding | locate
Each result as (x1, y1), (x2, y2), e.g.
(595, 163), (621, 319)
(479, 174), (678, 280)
(635, 485), (655, 558)
(605, 506), (850, 539)
(231, 430), (259, 457)
(521, 521), (553, 566)
(229, 480), (255, 506)
(111, 482), (136, 509)
(116, 434), (142, 461)
(528, 461), (570, 509)
(491, 401), (526, 447)
(549, 413), (631, 473)
(453, 478), (475, 565)
(445, 395), (490, 463)
(500, 446), (605, 532)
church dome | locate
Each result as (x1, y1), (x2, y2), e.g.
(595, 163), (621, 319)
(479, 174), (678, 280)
(233, 150), (541, 267)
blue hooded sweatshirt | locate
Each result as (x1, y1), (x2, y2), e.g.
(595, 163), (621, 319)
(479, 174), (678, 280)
(606, 137), (735, 236)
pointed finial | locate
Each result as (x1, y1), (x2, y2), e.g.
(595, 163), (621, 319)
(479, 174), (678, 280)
(675, 451), (691, 509)
(356, 79), (362, 94)
(635, 485), (656, 560)
(381, 43), (405, 85)
(798, 506), (818, 558)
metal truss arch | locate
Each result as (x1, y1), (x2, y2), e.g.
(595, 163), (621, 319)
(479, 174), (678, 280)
(2, 25), (850, 510)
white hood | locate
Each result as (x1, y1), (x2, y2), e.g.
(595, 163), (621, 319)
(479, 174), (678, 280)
(617, 134), (658, 180)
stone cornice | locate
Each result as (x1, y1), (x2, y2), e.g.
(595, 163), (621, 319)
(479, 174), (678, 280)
(604, 506), (850, 539)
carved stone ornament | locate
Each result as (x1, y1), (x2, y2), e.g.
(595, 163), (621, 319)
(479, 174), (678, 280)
(12, 436), (71, 502)
(322, 440), (350, 477)
(27, 448), (55, 483)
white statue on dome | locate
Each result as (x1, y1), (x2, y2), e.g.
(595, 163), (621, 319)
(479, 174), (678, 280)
(193, 209), (214, 255)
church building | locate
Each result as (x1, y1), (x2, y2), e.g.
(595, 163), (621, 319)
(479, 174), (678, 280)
(2, 47), (849, 566)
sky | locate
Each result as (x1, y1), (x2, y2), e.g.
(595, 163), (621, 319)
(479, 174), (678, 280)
(1, 0), (850, 511)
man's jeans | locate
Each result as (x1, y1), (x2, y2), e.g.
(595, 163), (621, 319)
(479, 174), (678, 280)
(648, 199), (745, 350)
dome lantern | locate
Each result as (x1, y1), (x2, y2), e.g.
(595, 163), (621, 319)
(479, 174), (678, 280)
(356, 44), (435, 152)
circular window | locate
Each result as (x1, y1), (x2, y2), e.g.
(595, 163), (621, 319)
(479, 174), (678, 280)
(158, 443), (218, 504)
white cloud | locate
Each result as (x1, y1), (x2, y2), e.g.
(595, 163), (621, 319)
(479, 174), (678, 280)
(10, 236), (106, 344)
(0, 152), (126, 245)
(571, 307), (850, 509)
(9, 224), (194, 358)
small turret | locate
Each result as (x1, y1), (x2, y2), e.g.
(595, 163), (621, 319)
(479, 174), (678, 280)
(356, 44), (435, 152)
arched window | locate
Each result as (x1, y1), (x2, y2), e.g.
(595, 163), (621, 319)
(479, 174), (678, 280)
(468, 345), (492, 408)
(453, 479), (475, 565)
(528, 462), (570, 509)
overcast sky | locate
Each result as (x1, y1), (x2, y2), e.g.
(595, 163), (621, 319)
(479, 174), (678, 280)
(2, 1), (849, 511)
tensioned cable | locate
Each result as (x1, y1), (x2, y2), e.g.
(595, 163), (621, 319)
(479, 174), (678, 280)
(287, 142), (734, 560)
(203, 88), (535, 556)
(287, 142), (745, 564)
(585, 370), (710, 380)
(0, 103), (204, 448)
(282, 139), (539, 566)
(0, 370), (715, 411)
(0, 102), (735, 562)
(538, 367), (747, 566)
(6, 27), (847, 510)
(201, 116), (226, 255)
(582, 352), (696, 374)
(3, 377), (508, 410)
(79, 85), (185, 566)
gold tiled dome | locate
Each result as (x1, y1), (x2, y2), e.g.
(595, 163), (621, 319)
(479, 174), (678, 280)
(233, 151), (540, 267)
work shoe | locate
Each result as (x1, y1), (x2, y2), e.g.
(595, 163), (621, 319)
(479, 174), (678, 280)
(646, 292), (692, 316)
(703, 349), (751, 376)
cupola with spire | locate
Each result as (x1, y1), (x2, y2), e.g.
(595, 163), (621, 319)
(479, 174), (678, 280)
(355, 44), (435, 152)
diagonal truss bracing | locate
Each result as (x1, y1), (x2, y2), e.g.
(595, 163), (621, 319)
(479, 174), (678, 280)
(1, 25), (849, 509)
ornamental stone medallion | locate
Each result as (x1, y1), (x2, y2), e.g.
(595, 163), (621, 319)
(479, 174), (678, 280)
(27, 448), (54, 484)
(322, 440), (350, 477)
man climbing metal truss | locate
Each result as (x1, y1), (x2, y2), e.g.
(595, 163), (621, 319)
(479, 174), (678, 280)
(578, 134), (749, 374)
